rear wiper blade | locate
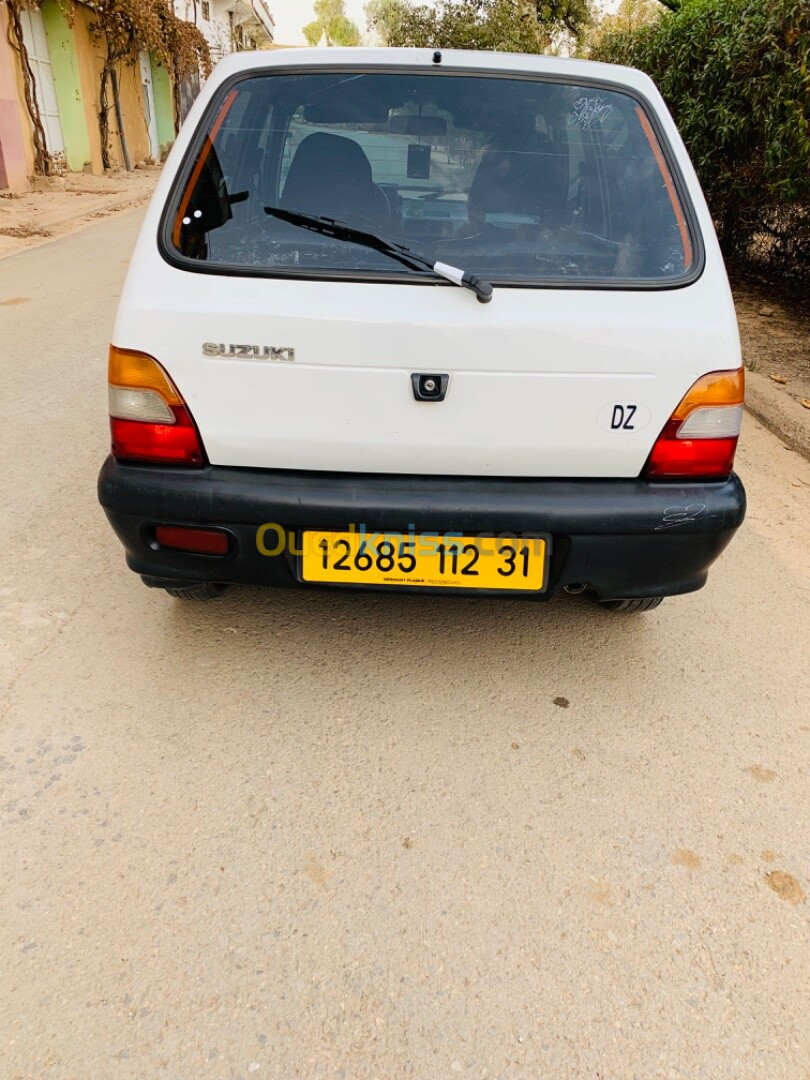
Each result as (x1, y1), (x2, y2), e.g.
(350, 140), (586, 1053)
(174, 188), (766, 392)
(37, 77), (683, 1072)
(264, 206), (493, 304)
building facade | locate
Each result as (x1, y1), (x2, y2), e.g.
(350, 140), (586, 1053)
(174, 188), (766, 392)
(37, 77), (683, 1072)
(0, 0), (273, 192)
(0, 2), (36, 190)
(173, 0), (275, 62)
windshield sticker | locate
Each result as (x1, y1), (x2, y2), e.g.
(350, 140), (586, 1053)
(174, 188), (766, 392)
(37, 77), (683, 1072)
(567, 95), (614, 129)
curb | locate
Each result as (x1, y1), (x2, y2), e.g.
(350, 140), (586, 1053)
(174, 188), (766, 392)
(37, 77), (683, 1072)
(745, 369), (810, 461)
(40, 190), (152, 231)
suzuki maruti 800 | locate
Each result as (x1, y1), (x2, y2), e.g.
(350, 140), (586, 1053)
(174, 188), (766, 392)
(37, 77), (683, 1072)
(98, 48), (746, 611)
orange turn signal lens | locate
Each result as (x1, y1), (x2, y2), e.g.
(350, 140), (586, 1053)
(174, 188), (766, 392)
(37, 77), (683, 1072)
(670, 368), (744, 421)
(645, 368), (745, 480)
(107, 346), (205, 466)
(108, 346), (184, 406)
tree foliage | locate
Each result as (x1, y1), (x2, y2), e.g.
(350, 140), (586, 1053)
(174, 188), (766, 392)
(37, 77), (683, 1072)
(303, 0), (362, 46)
(82, 0), (211, 167)
(366, 0), (591, 54)
(82, 0), (211, 85)
(580, 0), (661, 56)
(592, 0), (810, 278)
(594, 0), (660, 36)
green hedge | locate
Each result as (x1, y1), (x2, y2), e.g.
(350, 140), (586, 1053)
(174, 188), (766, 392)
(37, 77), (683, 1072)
(592, 0), (810, 278)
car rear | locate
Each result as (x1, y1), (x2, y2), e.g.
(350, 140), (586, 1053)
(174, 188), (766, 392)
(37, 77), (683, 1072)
(98, 48), (745, 606)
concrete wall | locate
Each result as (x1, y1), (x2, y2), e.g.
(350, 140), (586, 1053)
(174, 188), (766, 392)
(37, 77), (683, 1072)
(68, 3), (152, 171)
(112, 55), (153, 167)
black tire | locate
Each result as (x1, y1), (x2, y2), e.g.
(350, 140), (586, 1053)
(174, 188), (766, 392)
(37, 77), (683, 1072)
(163, 583), (225, 601)
(599, 596), (664, 613)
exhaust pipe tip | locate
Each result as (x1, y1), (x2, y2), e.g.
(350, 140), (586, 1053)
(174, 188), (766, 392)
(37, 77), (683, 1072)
(564, 582), (588, 595)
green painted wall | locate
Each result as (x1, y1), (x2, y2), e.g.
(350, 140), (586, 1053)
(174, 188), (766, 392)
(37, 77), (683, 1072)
(150, 56), (175, 153)
(41, 0), (91, 172)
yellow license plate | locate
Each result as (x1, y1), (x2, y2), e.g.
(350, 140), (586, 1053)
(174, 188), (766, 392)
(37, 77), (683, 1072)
(301, 531), (547, 591)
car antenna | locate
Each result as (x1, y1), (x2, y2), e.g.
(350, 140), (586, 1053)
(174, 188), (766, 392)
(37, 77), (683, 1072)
(432, 50), (442, 64)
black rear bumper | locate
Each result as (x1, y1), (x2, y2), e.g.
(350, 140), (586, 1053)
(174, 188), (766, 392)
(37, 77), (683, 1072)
(97, 457), (746, 600)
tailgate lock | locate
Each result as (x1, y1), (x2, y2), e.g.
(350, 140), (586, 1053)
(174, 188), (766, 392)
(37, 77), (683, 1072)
(412, 373), (449, 402)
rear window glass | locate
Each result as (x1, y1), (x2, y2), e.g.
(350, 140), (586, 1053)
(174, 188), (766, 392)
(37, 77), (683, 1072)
(166, 70), (697, 285)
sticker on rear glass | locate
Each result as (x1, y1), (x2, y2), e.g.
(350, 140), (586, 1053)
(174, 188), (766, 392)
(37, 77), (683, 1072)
(567, 95), (614, 129)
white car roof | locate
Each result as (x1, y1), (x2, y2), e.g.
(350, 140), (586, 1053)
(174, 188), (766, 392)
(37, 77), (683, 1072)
(205, 46), (656, 97)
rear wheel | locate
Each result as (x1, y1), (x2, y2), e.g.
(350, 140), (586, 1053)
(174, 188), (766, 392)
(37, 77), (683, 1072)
(163, 583), (226, 601)
(599, 596), (664, 613)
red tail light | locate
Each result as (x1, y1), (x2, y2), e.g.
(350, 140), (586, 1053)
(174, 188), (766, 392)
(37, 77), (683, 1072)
(645, 369), (744, 480)
(108, 347), (206, 467)
(111, 406), (205, 466)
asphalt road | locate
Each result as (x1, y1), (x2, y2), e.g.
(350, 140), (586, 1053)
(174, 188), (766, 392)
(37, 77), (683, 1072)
(1, 211), (809, 1080)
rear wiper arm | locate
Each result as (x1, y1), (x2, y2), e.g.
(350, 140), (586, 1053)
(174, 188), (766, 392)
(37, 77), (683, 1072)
(264, 206), (493, 304)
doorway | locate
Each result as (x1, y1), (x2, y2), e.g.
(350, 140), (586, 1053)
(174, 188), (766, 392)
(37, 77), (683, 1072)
(19, 7), (65, 158)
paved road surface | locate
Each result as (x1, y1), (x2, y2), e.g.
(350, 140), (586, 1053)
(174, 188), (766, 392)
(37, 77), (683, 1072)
(1, 211), (808, 1080)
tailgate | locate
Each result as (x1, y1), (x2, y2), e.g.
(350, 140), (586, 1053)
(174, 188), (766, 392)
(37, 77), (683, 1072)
(115, 271), (741, 479)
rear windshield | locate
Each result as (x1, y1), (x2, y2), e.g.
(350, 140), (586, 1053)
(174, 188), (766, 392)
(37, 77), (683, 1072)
(166, 69), (697, 286)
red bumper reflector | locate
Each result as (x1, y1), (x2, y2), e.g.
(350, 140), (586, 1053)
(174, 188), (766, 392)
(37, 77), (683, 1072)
(111, 405), (205, 466)
(645, 435), (738, 479)
(154, 525), (230, 556)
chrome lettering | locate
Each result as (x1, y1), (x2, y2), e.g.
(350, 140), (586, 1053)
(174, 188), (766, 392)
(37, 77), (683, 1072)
(202, 343), (295, 362)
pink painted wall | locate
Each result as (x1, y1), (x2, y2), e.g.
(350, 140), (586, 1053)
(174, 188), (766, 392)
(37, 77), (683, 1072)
(0, 6), (31, 190)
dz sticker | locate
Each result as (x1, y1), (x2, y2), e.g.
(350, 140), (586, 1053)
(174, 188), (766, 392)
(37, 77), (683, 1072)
(598, 401), (651, 432)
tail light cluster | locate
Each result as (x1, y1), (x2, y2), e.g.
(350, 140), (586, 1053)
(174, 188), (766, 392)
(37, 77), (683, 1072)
(644, 368), (744, 480)
(108, 346), (205, 466)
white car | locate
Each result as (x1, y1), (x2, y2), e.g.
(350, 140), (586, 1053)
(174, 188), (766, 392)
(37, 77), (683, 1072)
(98, 48), (746, 611)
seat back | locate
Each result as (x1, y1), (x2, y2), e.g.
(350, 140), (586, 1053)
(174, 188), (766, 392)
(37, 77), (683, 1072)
(468, 131), (567, 225)
(280, 132), (389, 228)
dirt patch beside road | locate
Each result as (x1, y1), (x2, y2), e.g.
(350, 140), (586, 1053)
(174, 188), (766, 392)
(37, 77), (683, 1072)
(0, 169), (159, 259)
(733, 280), (810, 408)
(732, 279), (810, 458)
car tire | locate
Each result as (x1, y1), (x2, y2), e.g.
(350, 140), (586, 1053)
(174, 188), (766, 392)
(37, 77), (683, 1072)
(163, 583), (226, 601)
(599, 596), (664, 613)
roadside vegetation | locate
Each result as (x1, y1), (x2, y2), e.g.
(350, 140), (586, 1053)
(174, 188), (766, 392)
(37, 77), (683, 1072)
(591, 0), (810, 283)
(303, 0), (362, 46)
(366, 0), (591, 55)
(364, 0), (809, 285)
